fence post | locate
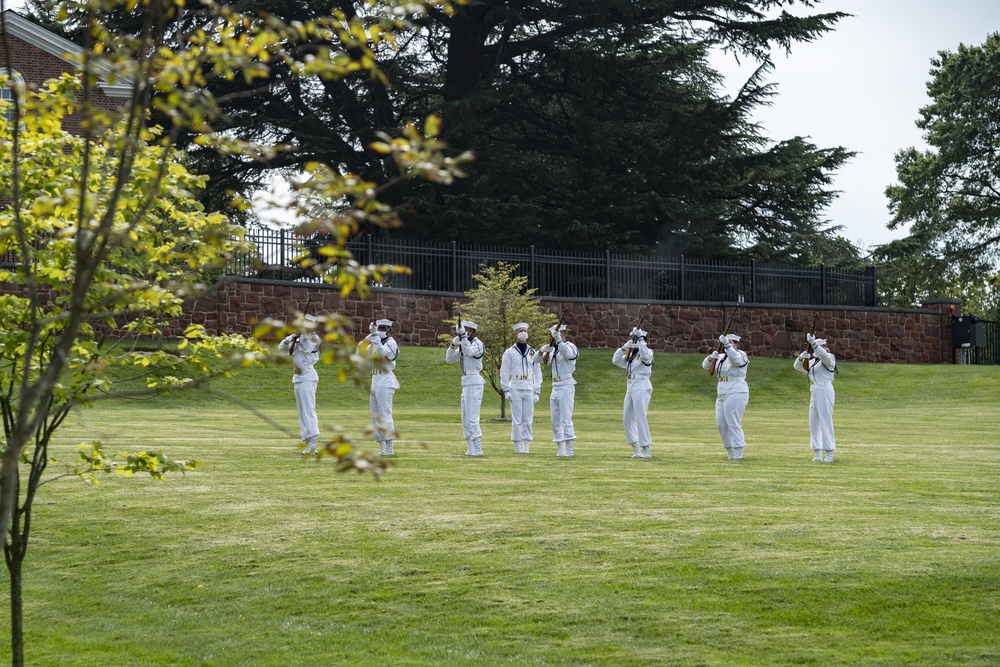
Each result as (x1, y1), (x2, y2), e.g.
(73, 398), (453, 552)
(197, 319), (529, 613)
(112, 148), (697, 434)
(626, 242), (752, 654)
(451, 241), (457, 293)
(279, 228), (286, 281)
(530, 245), (536, 290)
(679, 254), (685, 301)
(821, 263), (827, 306)
(367, 234), (374, 266)
(606, 250), (612, 299)
(750, 258), (757, 304)
(868, 264), (877, 307)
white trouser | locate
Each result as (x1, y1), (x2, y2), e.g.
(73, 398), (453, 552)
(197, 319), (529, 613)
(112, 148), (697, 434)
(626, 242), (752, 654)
(509, 387), (535, 442)
(460, 384), (484, 442)
(623, 388), (652, 447)
(293, 378), (319, 443)
(715, 392), (749, 451)
(369, 387), (395, 443)
(809, 385), (836, 451)
(550, 383), (576, 442)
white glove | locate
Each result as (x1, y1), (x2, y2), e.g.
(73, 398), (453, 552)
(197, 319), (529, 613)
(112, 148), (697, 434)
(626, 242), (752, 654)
(807, 333), (816, 345)
(452, 336), (461, 346)
(369, 333), (380, 343)
(504, 392), (511, 401)
(798, 351), (811, 360)
(623, 341), (636, 350)
(369, 322), (378, 335)
(457, 325), (466, 335)
(719, 334), (729, 345)
(710, 351), (722, 360)
(532, 394), (539, 404)
(630, 327), (639, 337)
(549, 325), (558, 337)
(539, 344), (552, 354)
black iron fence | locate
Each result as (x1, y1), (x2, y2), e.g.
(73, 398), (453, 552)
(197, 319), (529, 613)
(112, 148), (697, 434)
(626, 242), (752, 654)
(229, 229), (879, 307)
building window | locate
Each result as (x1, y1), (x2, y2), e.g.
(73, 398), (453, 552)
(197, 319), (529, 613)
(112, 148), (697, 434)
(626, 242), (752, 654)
(0, 68), (24, 122)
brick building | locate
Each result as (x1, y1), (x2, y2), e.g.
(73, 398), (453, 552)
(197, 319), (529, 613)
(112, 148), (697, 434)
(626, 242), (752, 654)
(0, 9), (130, 129)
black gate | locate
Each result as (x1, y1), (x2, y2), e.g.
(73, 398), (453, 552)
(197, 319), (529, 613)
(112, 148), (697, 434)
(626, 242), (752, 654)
(956, 318), (1000, 365)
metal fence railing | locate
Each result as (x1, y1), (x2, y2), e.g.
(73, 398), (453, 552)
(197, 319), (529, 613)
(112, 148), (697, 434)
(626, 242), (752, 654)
(227, 230), (880, 307)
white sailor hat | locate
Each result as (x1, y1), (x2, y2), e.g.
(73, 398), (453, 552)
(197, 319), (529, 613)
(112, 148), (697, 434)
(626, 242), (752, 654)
(304, 314), (317, 322)
(512, 322), (529, 331)
(376, 318), (393, 328)
(813, 338), (828, 347)
(558, 324), (568, 331)
(726, 333), (741, 342)
(460, 320), (479, 330)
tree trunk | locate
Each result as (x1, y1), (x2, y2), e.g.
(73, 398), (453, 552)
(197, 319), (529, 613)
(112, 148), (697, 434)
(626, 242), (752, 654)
(499, 393), (506, 420)
(8, 550), (23, 667)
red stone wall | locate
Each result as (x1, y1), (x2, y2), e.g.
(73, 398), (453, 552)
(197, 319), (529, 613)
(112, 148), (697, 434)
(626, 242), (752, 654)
(168, 279), (961, 364)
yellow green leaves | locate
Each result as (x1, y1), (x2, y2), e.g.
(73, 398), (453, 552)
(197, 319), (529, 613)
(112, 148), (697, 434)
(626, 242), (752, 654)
(371, 115), (473, 185)
(74, 442), (201, 482)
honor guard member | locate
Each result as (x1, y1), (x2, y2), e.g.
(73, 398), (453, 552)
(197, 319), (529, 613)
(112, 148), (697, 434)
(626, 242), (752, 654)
(612, 326), (654, 458)
(794, 334), (837, 462)
(500, 323), (543, 453)
(445, 320), (486, 456)
(359, 318), (400, 456)
(702, 333), (750, 460)
(535, 324), (579, 457)
(278, 314), (322, 456)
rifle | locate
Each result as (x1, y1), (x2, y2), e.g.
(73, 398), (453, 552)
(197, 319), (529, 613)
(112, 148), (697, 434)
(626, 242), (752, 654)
(708, 304), (740, 376)
(288, 298), (313, 355)
(543, 309), (569, 364)
(803, 311), (819, 371)
(626, 304), (650, 362)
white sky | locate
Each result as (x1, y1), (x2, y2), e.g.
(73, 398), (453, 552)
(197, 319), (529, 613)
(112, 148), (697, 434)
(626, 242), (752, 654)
(711, 0), (1000, 252)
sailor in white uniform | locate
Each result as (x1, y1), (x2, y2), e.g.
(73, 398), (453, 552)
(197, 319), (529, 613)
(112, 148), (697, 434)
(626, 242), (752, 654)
(359, 318), (400, 456)
(612, 327), (655, 458)
(278, 314), (322, 456)
(500, 323), (543, 453)
(445, 320), (486, 456)
(702, 333), (750, 460)
(794, 334), (837, 462)
(535, 324), (579, 457)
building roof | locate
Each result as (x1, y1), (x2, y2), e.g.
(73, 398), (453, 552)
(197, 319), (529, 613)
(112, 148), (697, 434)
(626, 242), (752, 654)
(1, 9), (131, 97)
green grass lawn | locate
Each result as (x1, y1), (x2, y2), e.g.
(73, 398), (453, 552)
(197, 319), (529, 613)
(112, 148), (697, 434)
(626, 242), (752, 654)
(4, 347), (999, 666)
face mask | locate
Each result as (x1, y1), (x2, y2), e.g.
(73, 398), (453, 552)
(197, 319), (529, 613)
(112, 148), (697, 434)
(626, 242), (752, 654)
(516, 331), (528, 343)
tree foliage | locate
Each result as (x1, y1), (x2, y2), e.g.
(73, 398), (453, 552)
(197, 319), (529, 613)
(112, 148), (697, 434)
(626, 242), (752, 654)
(880, 32), (1000, 315)
(440, 262), (557, 417)
(0, 1), (466, 664)
(27, 0), (857, 259)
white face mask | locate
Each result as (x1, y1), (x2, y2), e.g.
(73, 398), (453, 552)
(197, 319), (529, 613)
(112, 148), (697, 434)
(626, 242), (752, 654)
(516, 331), (528, 343)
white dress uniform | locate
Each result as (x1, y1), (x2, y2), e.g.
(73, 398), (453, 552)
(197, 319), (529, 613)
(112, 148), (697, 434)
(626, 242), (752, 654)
(701, 334), (750, 460)
(534, 325), (579, 457)
(278, 320), (321, 455)
(794, 336), (837, 462)
(500, 323), (543, 453)
(358, 319), (400, 456)
(445, 320), (486, 456)
(611, 329), (654, 458)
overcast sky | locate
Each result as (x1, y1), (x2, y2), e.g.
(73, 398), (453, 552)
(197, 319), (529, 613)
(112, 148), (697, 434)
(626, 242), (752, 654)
(711, 0), (1000, 252)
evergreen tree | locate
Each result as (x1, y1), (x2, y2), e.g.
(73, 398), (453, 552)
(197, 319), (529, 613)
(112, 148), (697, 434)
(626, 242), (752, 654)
(28, 1), (856, 259)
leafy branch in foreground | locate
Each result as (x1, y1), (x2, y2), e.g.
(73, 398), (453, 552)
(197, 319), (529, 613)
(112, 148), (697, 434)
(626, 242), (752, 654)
(0, 1), (466, 664)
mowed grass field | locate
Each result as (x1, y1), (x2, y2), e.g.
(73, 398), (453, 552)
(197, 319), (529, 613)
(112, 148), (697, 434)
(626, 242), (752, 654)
(4, 346), (999, 666)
